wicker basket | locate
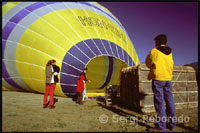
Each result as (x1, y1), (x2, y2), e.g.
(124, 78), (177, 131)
(120, 64), (198, 113)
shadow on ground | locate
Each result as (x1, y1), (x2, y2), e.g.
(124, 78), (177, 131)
(96, 97), (152, 130)
(95, 96), (198, 132)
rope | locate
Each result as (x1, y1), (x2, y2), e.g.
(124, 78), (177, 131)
(172, 66), (185, 103)
(185, 66), (189, 108)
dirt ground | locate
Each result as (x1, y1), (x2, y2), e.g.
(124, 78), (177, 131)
(2, 91), (198, 132)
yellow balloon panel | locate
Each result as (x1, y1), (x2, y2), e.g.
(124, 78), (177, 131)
(86, 56), (109, 90)
(2, 2), (21, 16)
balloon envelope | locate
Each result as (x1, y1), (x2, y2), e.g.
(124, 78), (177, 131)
(2, 2), (140, 97)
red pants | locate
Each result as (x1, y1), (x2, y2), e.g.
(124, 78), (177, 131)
(43, 83), (56, 106)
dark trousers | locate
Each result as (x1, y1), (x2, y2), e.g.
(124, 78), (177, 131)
(152, 80), (177, 131)
(76, 92), (83, 104)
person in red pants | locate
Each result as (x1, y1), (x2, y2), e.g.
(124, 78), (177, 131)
(43, 59), (60, 109)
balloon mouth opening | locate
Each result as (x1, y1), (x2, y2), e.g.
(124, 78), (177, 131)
(85, 55), (128, 93)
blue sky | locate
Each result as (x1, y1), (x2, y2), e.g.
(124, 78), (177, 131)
(99, 2), (198, 66)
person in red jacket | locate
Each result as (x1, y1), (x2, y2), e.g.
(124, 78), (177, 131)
(76, 75), (85, 104)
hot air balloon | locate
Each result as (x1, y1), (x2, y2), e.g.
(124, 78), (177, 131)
(2, 2), (140, 97)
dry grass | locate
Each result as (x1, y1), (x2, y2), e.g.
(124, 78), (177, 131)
(2, 91), (198, 132)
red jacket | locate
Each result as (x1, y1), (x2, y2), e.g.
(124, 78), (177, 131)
(76, 75), (85, 93)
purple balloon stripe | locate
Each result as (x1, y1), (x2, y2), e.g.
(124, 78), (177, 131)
(2, 23), (24, 90)
(10, 9), (29, 24)
(45, 2), (60, 4)
(3, 2), (121, 43)
(2, 22), (16, 40)
(7, 2), (56, 25)
(2, 2), (8, 6)
(2, 61), (25, 90)
(2, 40), (6, 58)
(2, 40), (25, 90)
(25, 2), (46, 12)
(2, 61), (11, 79)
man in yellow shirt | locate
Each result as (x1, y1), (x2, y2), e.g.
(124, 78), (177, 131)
(145, 34), (176, 131)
